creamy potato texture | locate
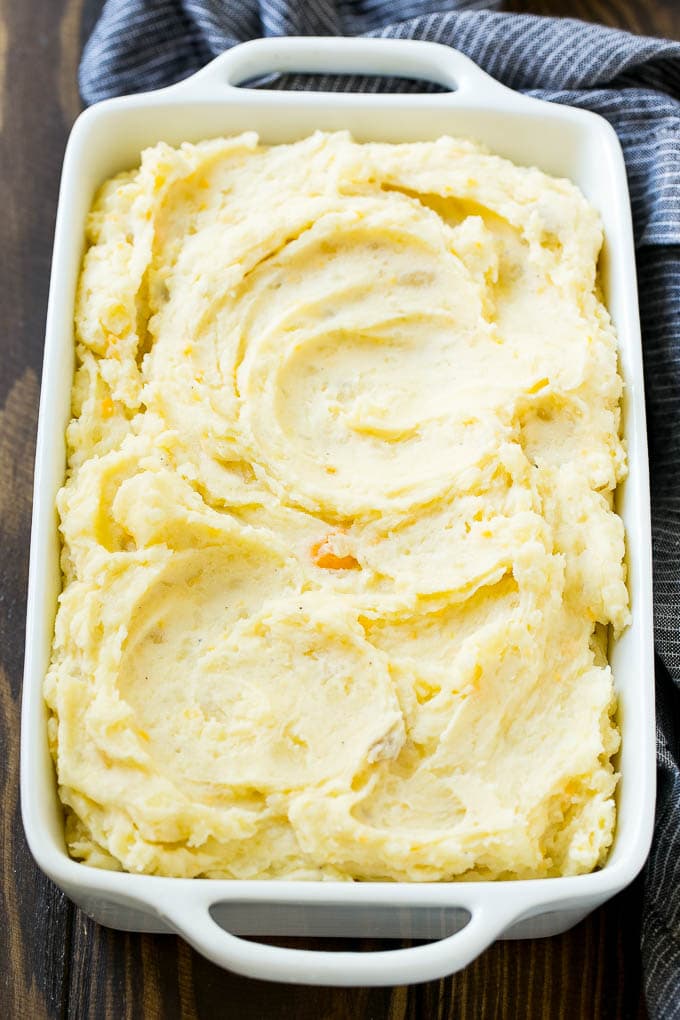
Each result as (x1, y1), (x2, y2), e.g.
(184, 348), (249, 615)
(45, 131), (628, 880)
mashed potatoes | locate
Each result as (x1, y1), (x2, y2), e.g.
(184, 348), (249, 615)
(45, 131), (628, 880)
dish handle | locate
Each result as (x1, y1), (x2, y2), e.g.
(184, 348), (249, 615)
(169, 36), (511, 100)
(157, 887), (527, 985)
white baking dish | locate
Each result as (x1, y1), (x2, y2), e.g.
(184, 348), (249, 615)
(21, 36), (656, 987)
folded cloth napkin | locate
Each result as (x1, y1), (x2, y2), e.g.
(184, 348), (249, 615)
(80, 2), (680, 1014)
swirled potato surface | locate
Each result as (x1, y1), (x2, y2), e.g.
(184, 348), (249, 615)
(45, 132), (628, 880)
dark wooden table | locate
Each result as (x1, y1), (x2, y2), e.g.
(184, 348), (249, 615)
(2, 1), (678, 1017)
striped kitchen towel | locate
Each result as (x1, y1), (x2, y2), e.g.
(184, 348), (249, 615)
(79, 2), (680, 1015)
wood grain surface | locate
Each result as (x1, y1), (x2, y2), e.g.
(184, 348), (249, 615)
(1, 1), (677, 1017)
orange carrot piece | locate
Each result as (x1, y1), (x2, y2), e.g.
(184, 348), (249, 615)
(311, 537), (359, 571)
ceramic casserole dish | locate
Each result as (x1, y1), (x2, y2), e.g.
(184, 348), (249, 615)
(21, 36), (656, 987)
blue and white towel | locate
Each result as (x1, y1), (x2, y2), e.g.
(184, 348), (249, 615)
(79, 2), (680, 1014)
